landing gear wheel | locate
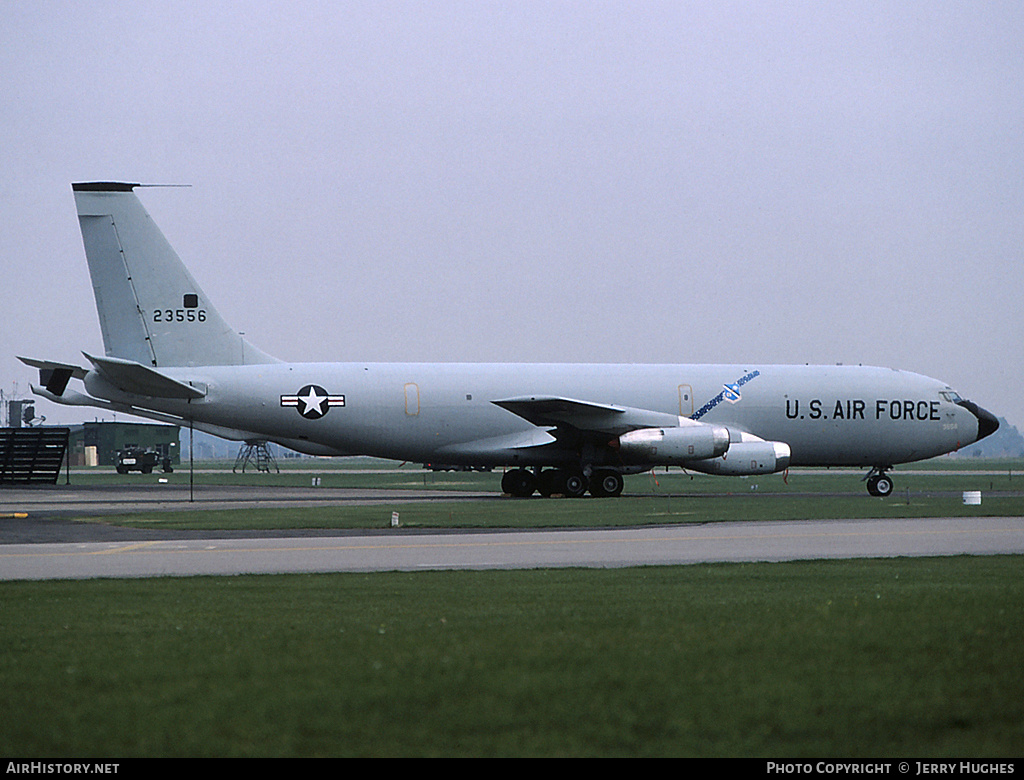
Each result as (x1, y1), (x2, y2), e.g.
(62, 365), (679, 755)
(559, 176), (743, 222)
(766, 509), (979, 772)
(562, 471), (588, 498)
(501, 469), (536, 498)
(535, 469), (588, 497)
(589, 469), (624, 498)
(866, 474), (894, 497)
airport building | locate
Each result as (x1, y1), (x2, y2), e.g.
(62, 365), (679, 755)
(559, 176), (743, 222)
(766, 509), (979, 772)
(68, 421), (181, 467)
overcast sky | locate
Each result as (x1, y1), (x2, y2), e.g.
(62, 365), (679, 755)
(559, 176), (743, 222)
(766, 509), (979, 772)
(2, 1), (1022, 431)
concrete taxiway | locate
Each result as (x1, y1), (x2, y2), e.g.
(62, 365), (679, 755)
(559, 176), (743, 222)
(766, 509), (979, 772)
(2, 516), (1023, 581)
(2, 482), (1023, 580)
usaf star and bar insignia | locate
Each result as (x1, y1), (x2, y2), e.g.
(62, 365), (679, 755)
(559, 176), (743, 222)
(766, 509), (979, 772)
(280, 384), (346, 419)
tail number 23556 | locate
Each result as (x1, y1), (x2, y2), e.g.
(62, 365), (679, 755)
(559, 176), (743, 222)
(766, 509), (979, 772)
(153, 308), (207, 323)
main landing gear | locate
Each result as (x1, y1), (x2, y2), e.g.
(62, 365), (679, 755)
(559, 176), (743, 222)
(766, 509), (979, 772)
(501, 468), (625, 498)
(864, 467), (894, 497)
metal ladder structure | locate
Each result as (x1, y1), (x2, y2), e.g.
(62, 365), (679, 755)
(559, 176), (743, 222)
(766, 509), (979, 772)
(232, 441), (280, 473)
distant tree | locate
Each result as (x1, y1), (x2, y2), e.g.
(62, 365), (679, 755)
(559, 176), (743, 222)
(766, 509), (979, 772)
(956, 418), (1024, 458)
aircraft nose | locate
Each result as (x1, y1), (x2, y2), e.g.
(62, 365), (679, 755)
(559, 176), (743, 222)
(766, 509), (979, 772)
(957, 399), (1000, 442)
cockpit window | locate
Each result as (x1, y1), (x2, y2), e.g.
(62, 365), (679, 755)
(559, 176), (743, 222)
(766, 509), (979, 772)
(940, 391), (963, 403)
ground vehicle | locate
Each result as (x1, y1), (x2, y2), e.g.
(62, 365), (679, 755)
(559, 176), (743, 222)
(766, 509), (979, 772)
(115, 447), (172, 474)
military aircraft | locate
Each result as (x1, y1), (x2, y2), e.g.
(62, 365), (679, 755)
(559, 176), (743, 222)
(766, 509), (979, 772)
(20, 182), (999, 498)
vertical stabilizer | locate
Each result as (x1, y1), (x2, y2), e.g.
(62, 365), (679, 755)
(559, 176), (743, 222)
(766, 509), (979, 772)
(72, 182), (277, 367)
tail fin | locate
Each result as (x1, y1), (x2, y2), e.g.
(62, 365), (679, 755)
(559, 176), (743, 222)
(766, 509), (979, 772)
(72, 182), (277, 367)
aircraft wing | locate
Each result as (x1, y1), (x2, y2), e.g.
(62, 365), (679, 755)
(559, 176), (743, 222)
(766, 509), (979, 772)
(492, 395), (681, 436)
(434, 427), (558, 458)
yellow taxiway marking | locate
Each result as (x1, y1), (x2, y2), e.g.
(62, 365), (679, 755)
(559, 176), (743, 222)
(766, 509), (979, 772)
(89, 541), (167, 555)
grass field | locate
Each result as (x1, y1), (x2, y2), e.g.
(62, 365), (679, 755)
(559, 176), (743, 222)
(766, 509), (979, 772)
(4, 457), (1022, 756)
(2, 556), (1022, 757)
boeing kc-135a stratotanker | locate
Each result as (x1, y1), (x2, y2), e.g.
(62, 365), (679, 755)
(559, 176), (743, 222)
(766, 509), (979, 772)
(20, 182), (999, 498)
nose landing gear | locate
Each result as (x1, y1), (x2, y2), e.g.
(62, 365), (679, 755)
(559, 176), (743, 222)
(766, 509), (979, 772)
(865, 467), (894, 497)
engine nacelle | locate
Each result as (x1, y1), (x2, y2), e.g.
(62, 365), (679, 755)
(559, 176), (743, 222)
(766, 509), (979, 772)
(615, 422), (730, 465)
(687, 439), (792, 476)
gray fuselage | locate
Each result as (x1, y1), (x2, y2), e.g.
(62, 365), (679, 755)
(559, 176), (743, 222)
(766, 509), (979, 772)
(89, 361), (984, 469)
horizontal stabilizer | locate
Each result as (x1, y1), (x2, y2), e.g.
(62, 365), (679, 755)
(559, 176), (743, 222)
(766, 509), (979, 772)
(83, 353), (205, 399)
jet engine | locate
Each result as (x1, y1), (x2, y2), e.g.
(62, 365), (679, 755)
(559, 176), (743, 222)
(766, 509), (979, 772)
(614, 422), (730, 465)
(687, 438), (791, 476)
